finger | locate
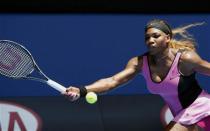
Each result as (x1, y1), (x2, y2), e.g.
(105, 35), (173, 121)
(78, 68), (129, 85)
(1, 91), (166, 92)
(72, 94), (80, 101)
(71, 96), (79, 101)
(66, 86), (73, 91)
(70, 93), (80, 101)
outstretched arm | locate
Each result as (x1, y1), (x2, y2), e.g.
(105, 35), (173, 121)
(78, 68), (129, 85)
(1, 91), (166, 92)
(65, 56), (143, 100)
(85, 56), (142, 93)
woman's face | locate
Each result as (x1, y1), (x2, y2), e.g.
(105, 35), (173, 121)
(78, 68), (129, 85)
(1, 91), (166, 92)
(145, 28), (171, 55)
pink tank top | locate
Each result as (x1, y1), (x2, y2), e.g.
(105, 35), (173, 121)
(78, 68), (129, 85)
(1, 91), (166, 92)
(142, 52), (210, 126)
(141, 52), (182, 115)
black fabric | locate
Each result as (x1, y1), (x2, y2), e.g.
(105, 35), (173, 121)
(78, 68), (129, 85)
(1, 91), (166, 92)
(79, 86), (87, 97)
(145, 19), (172, 38)
(178, 73), (202, 108)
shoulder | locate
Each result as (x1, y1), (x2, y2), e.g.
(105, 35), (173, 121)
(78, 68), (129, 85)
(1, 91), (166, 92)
(169, 48), (200, 63)
(126, 54), (146, 71)
(178, 50), (203, 72)
(128, 52), (148, 65)
(180, 50), (201, 63)
(127, 56), (143, 67)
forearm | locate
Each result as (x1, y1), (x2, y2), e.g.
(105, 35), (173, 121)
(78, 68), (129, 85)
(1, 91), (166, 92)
(84, 67), (139, 93)
(85, 77), (120, 93)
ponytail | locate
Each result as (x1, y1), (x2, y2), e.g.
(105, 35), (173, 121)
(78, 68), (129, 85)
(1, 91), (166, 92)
(169, 22), (205, 51)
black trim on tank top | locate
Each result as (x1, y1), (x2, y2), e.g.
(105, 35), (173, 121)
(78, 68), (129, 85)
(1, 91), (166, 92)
(178, 73), (202, 109)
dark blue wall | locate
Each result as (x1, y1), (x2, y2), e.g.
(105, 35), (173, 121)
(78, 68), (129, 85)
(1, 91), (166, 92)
(1, 14), (210, 96)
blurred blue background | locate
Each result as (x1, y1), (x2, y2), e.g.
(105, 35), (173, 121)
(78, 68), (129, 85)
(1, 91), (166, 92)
(0, 14), (210, 96)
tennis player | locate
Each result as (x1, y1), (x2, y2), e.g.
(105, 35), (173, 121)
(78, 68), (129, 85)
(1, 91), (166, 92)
(64, 19), (210, 131)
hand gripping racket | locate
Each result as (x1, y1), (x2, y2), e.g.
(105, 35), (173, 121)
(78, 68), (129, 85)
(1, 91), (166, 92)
(0, 40), (66, 93)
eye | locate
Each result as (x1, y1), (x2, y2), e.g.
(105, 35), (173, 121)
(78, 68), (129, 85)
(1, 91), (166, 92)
(153, 34), (160, 38)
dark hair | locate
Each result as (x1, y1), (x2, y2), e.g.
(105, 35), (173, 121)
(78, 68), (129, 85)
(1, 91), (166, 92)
(145, 19), (172, 38)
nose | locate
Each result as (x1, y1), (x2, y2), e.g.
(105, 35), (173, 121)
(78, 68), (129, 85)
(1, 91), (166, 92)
(147, 37), (155, 46)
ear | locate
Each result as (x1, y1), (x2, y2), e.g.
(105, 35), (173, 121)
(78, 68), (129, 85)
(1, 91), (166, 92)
(165, 34), (171, 43)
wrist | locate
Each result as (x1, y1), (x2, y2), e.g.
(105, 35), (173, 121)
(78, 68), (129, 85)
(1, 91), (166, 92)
(79, 86), (87, 97)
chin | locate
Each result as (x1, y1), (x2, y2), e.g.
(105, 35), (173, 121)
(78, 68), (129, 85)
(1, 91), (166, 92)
(148, 48), (162, 55)
(148, 50), (158, 55)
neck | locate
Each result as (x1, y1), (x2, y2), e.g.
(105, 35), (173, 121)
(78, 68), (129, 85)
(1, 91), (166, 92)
(152, 48), (172, 65)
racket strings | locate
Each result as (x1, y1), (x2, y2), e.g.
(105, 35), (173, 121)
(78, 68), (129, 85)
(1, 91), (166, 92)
(13, 47), (34, 76)
(0, 42), (34, 78)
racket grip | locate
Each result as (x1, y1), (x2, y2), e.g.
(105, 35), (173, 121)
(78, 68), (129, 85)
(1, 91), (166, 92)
(47, 79), (66, 93)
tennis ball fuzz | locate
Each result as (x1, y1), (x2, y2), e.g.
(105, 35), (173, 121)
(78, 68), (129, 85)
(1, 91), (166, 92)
(85, 92), (97, 104)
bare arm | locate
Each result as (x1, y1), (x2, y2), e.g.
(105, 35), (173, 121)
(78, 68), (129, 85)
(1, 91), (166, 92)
(86, 56), (142, 93)
(181, 51), (210, 76)
(65, 56), (143, 100)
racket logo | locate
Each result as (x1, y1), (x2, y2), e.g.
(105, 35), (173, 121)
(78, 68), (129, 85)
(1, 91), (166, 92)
(0, 47), (21, 70)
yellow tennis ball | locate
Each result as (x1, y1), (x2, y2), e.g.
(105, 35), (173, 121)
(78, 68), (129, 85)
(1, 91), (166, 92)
(85, 92), (97, 104)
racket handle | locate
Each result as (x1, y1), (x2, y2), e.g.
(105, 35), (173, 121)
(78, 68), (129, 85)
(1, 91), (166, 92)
(47, 79), (66, 93)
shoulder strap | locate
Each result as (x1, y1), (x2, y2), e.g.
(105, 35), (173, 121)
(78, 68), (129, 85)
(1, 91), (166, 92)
(169, 51), (182, 79)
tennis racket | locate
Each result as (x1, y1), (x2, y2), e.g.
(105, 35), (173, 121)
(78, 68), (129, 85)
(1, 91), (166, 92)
(0, 40), (66, 93)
